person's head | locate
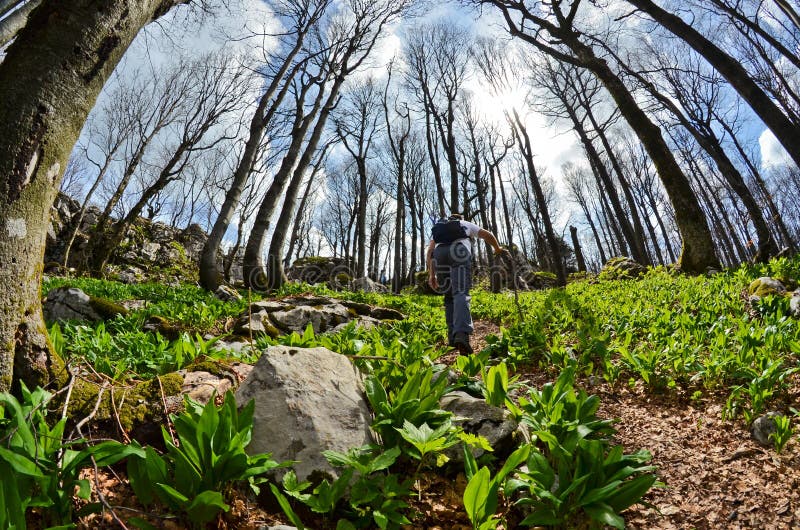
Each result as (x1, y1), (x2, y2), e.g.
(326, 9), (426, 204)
(448, 213), (463, 221)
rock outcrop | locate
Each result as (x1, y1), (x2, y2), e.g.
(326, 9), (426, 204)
(351, 276), (388, 293)
(599, 256), (647, 280)
(235, 345), (373, 481)
(232, 295), (402, 337)
(43, 287), (127, 324)
(44, 192), (218, 282)
(286, 256), (354, 286)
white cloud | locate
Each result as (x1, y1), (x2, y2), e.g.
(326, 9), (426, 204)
(759, 128), (792, 169)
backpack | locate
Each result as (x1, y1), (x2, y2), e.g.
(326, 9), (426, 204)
(432, 219), (468, 244)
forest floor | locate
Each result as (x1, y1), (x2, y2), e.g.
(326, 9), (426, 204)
(76, 319), (800, 530)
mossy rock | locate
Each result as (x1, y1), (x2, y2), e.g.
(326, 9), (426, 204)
(414, 270), (436, 295)
(88, 296), (128, 319)
(66, 372), (185, 434)
(748, 277), (787, 299)
(142, 315), (186, 340)
(293, 256), (333, 267)
(185, 358), (236, 379)
(599, 256), (647, 281)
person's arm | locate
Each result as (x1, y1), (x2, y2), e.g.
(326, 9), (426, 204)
(426, 240), (438, 290)
(477, 228), (507, 256)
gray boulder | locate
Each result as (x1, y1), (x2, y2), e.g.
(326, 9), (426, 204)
(232, 296), (404, 338)
(215, 285), (242, 302)
(600, 256), (647, 280)
(236, 345), (373, 481)
(117, 266), (144, 284)
(43, 287), (127, 323)
(790, 291), (800, 319)
(748, 277), (787, 299)
(440, 391), (519, 464)
(351, 276), (388, 293)
(751, 411), (783, 446)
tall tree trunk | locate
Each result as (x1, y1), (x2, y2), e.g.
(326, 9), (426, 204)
(262, 73), (351, 289)
(715, 114), (796, 251)
(355, 158), (368, 277)
(570, 225), (587, 272)
(198, 60), (303, 290)
(285, 171), (316, 265)
(511, 110), (566, 286)
(0, 0), (184, 392)
(588, 114), (651, 264)
(242, 78), (325, 289)
(625, 0), (800, 170)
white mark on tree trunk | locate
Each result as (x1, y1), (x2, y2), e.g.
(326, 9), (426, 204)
(23, 151), (40, 188)
(7, 218), (27, 239)
(46, 162), (61, 183)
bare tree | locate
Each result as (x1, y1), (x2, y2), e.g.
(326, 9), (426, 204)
(198, 0), (332, 291)
(405, 22), (472, 215)
(244, 0), (417, 290)
(86, 53), (249, 274)
(335, 76), (384, 277)
(624, 0), (800, 170)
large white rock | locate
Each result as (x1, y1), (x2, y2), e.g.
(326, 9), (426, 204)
(43, 287), (109, 323)
(790, 291), (800, 319)
(236, 346), (373, 481)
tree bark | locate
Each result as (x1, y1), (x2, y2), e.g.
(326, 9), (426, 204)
(0, 0), (184, 392)
(486, 0), (720, 272)
(510, 110), (566, 286)
(570, 225), (586, 272)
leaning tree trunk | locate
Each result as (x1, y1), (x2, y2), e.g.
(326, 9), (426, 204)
(198, 48), (306, 291)
(577, 50), (719, 272)
(0, 0), (184, 392)
(625, 0), (800, 171)
(0, 0), (41, 47)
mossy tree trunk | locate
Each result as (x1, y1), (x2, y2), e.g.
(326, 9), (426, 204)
(0, 0), (185, 392)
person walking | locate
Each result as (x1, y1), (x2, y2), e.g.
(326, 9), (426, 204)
(427, 214), (509, 354)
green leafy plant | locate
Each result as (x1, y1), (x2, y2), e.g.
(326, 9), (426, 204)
(127, 391), (283, 528)
(463, 444), (531, 530)
(512, 440), (658, 529)
(0, 383), (135, 529)
(770, 414), (793, 453)
(365, 368), (452, 453)
(279, 445), (413, 529)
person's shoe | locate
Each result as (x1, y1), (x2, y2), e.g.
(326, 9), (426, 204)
(453, 332), (473, 354)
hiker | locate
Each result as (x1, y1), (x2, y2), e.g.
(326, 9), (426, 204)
(427, 214), (509, 353)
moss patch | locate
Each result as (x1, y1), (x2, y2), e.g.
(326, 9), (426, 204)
(88, 296), (128, 319)
(66, 372), (185, 432)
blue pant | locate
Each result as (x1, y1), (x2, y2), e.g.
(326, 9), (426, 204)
(433, 242), (473, 342)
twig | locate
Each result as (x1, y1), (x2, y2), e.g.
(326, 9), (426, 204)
(155, 375), (177, 446)
(60, 369), (76, 421)
(90, 455), (129, 530)
(109, 385), (131, 444)
(71, 381), (108, 440)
